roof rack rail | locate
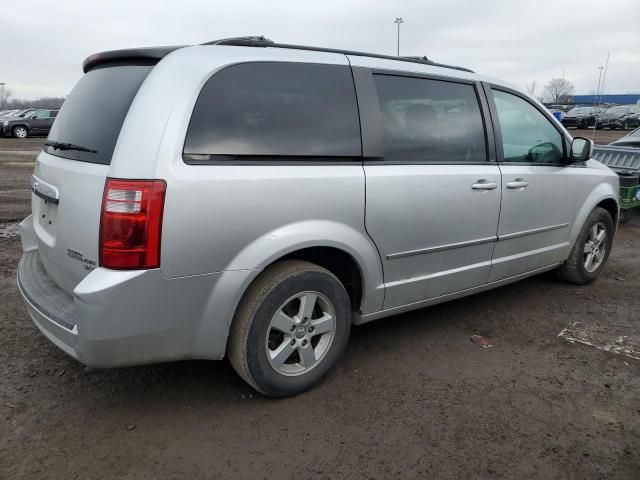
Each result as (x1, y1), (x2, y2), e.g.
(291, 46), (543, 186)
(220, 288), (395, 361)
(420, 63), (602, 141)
(202, 36), (275, 47)
(200, 37), (473, 73)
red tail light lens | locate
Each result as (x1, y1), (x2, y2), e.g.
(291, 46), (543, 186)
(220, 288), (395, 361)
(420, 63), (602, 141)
(99, 178), (166, 269)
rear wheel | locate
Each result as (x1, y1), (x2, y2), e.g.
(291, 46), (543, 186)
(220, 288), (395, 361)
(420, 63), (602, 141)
(558, 207), (614, 284)
(12, 126), (28, 138)
(228, 260), (351, 397)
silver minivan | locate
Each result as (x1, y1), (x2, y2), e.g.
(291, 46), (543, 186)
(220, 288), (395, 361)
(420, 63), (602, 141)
(18, 37), (619, 396)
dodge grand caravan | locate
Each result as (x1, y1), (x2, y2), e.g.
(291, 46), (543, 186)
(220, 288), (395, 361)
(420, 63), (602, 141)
(17, 37), (619, 396)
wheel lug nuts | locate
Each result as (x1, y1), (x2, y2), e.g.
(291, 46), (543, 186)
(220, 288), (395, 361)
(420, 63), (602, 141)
(302, 317), (308, 324)
(309, 326), (314, 333)
(302, 340), (307, 346)
(290, 339), (296, 346)
(290, 325), (296, 332)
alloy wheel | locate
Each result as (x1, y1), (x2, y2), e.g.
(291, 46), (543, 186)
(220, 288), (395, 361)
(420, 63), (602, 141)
(583, 222), (607, 273)
(265, 291), (336, 376)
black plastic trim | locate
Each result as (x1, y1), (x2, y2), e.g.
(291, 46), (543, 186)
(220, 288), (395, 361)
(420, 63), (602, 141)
(183, 154), (363, 166)
(372, 68), (475, 84)
(351, 67), (384, 158)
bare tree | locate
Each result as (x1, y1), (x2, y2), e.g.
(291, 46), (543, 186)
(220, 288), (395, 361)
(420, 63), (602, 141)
(4, 96), (66, 110)
(0, 86), (13, 110)
(543, 78), (574, 104)
(525, 81), (537, 97)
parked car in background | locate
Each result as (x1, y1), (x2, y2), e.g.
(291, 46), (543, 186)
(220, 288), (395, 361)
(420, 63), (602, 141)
(17, 38), (619, 396)
(596, 105), (640, 130)
(625, 109), (640, 129)
(1, 109), (59, 138)
(562, 106), (599, 129)
(550, 104), (573, 113)
(3, 108), (38, 118)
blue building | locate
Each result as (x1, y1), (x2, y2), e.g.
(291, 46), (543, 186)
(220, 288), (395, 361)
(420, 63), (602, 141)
(571, 93), (640, 105)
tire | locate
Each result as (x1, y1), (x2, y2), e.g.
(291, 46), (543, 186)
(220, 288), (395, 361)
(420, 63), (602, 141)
(228, 260), (351, 397)
(12, 126), (28, 138)
(557, 207), (614, 285)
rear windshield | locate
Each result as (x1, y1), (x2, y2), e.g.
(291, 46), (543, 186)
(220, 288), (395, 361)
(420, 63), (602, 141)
(45, 65), (152, 164)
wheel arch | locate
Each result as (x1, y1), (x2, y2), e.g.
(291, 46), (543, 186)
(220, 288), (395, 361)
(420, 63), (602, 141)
(564, 186), (619, 259)
(597, 197), (619, 225)
(191, 221), (385, 359)
(11, 124), (29, 135)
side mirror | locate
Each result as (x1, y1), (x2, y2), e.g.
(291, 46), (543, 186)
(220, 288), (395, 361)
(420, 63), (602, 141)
(570, 137), (593, 162)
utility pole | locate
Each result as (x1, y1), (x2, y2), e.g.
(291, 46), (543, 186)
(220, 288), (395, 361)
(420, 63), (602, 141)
(394, 17), (403, 56)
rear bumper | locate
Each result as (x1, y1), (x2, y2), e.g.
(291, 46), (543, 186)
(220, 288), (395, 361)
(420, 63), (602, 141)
(17, 216), (251, 368)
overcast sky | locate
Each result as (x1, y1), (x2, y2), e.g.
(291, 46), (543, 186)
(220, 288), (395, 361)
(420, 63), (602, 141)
(1, 0), (639, 100)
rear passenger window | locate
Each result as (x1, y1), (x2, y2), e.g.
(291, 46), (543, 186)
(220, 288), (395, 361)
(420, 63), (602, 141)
(184, 62), (361, 159)
(373, 75), (487, 163)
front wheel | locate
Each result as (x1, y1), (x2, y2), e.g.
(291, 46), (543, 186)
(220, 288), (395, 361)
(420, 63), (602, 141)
(228, 260), (351, 397)
(12, 126), (28, 138)
(557, 207), (614, 285)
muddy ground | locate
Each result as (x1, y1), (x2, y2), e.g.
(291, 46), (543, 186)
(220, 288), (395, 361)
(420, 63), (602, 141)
(0, 133), (639, 479)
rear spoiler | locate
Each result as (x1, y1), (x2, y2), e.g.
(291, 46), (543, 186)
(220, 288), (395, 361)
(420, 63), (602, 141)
(82, 46), (186, 73)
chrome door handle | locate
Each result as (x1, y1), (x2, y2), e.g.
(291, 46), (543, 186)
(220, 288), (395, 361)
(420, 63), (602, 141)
(471, 180), (498, 191)
(506, 179), (529, 189)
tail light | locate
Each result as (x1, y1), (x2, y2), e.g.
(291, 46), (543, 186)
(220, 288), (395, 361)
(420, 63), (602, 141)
(99, 178), (166, 269)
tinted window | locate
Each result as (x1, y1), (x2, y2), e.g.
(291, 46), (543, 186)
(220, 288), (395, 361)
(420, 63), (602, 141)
(493, 90), (564, 164)
(46, 65), (152, 164)
(33, 110), (50, 119)
(184, 62), (361, 159)
(373, 75), (487, 163)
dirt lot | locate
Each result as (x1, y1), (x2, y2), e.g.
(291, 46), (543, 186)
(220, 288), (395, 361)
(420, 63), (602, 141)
(1, 133), (639, 479)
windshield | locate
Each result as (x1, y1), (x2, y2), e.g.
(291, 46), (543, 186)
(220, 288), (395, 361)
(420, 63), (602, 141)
(45, 65), (152, 164)
(568, 107), (592, 115)
(605, 106), (629, 114)
(17, 109), (36, 117)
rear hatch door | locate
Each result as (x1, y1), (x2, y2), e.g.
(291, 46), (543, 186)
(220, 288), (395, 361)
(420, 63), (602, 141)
(32, 64), (153, 295)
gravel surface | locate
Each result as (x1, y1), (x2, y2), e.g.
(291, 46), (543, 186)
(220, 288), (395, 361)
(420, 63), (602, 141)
(1, 134), (639, 479)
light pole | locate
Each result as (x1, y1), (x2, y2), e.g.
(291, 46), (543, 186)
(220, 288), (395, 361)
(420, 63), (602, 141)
(595, 66), (603, 106)
(600, 52), (610, 105)
(394, 17), (403, 56)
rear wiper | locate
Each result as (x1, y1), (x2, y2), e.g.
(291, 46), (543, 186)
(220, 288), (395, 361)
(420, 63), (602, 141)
(44, 140), (98, 154)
